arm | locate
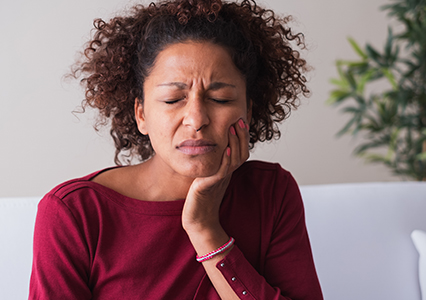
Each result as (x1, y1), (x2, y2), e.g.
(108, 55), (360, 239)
(182, 118), (249, 300)
(188, 186), (322, 300)
(215, 175), (323, 299)
(183, 119), (323, 299)
(29, 194), (92, 300)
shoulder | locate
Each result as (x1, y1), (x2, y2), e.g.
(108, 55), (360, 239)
(41, 167), (118, 206)
(35, 167), (124, 231)
(229, 160), (300, 202)
(233, 160), (295, 186)
(230, 160), (303, 213)
(224, 161), (305, 240)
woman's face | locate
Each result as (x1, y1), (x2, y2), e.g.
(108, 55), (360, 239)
(136, 41), (251, 178)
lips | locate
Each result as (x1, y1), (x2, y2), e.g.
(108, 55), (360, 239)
(176, 139), (217, 155)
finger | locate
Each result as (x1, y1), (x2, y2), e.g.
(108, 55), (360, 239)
(235, 118), (250, 162)
(210, 144), (231, 182)
(228, 125), (241, 173)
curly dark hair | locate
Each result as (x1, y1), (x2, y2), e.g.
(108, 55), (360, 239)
(72, 0), (309, 165)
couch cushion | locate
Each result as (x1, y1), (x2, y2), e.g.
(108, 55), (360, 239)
(412, 230), (426, 300)
(0, 197), (41, 300)
(301, 182), (426, 300)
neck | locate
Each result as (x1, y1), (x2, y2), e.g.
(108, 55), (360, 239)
(135, 157), (194, 202)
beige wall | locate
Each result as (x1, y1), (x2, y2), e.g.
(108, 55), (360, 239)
(0, 0), (399, 197)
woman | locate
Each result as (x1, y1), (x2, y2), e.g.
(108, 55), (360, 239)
(29, 0), (323, 299)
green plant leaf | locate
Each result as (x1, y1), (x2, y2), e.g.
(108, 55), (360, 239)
(336, 60), (369, 69)
(385, 27), (394, 61)
(386, 127), (400, 160)
(342, 106), (360, 114)
(348, 37), (368, 59)
(382, 68), (398, 90)
(389, 44), (400, 65)
(366, 44), (384, 66)
(343, 70), (357, 91)
(329, 78), (349, 88)
(364, 114), (382, 132)
(357, 69), (376, 94)
(362, 153), (392, 164)
(336, 117), (357, 137)
(327, 90), (351, 104)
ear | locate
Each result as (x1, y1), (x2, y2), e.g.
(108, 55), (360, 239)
(246, 99), (253, 124)
(134, 98), (148, 135)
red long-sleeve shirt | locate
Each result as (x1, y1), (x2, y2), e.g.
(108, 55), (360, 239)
(30, 160), (323, 299)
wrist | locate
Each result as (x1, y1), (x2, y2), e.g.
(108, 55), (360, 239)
(185, 226), (231, 260)
(182, 218), (221, 233)
(196, 237), (235, 262)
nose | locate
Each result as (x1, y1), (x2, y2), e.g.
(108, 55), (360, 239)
(182, 93), (210, 131)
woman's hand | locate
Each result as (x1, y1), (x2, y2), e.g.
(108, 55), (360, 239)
(182, 118), (250, 300)
(182, 118), (250, 235)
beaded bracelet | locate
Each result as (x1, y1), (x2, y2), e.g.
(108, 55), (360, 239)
(196, 237), (235, 263)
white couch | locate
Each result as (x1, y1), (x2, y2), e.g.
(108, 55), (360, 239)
(302, 182), (426, 300)
(1, 182), (425, 300)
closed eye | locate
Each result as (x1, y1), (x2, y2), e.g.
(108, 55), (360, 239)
(210, 98), (231, 104)
(164, 98), (185, 104)
(164, 97), (231, 104)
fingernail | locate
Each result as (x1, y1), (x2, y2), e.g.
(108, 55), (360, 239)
(230, 126), (236, 135)
(227, 147), (231, 156)
(238, 119), (245, 129)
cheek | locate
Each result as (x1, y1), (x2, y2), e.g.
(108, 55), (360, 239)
(146, 109), (177, 133)
(222, 107), (248, 126)
(214, 110), (245, 139)
(144, 121), (170, 150)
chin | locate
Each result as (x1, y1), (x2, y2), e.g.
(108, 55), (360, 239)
(178, 160), (221, 179)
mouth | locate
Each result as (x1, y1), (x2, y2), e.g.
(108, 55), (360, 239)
(176, 139), (217, 155)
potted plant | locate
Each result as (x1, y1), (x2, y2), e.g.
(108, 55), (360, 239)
(328, 0), (426, 181)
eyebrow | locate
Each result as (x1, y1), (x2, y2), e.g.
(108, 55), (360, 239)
(208, 82), (236, 90)
(157, 82), (187, 89)
(157, 82), (236, 90)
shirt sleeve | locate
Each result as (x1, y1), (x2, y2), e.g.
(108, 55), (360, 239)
(29, 194), (92, 300)
(215, 172), (323, 300)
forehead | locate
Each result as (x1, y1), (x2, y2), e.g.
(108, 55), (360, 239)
(146, 41), (245, 85)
